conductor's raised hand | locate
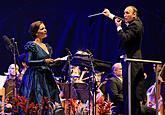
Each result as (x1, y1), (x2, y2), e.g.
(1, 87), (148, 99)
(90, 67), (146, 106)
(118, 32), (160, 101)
(102, 8), (111, 17)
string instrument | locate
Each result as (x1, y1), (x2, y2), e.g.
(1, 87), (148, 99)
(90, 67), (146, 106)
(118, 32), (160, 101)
(146, 70), (163, 114)
(146, 82), (162, 109)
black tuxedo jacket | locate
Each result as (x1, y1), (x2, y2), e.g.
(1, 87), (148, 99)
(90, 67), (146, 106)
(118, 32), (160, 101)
(118, 17), (143, 58)
(118, 18), (145, 101)
(106, 76), (123, 114)
(106, 76), (123, 103)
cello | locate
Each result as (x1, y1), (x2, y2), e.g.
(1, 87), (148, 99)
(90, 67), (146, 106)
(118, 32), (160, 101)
(146, 64), (164, 115)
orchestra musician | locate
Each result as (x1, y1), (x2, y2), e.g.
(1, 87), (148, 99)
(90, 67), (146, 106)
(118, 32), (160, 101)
(95, 71), (106, 101)
(70, 65), (88, 83)
(106, 62), (123, 115)
(160, 64), (165, 114)
(4, 64), (20, 113)
(146, 63), (163, 114)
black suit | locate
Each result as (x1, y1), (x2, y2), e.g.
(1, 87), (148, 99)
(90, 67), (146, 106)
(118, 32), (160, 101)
(117, 18), (145, 115)
(106, 76), (123, 114)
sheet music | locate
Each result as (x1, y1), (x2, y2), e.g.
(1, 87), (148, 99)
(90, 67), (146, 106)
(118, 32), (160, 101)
(54, 55), (68, 61)
(60, 55), (68, 60)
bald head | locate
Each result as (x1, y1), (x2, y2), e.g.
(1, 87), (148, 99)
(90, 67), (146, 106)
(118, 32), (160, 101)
(124, 5), (138, 23)
(111, 63), (122, 77)
(127, 6), (138, 15)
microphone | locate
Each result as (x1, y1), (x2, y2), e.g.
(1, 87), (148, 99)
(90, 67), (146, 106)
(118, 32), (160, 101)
(2, 35), (14, 50)
(61, 48), (72, 75)
(15, 41), (20, 56)
(65, 48), (72, 56)
(115, 16), (125, 23)
(12, 38), (15, 42)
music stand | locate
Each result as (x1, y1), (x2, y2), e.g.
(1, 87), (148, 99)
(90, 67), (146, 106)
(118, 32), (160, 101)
(57, 83), (90, 103)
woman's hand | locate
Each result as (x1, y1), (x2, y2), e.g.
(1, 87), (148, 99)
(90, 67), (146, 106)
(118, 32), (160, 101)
(44, 58), (54, 64)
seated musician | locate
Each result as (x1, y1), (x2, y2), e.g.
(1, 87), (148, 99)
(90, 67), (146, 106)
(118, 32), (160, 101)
(4, 64), (20, 113)
(160, 64), (165, 115)
(70, 65), (87, 83)
(95, 71), (106, 101)
(106, 62), (123, 115)
(146, 63), (163, 114)
(105, 63), (155, 115)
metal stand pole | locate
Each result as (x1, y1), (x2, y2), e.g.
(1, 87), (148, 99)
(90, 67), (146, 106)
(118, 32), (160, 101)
(66, 52), (72, 115)
(123, 57), (162, 115)
(155, 70), (159, 115)
(88, 51), (96, 115)
(128, 62), (131, 115)
(13, 40), (18, 97)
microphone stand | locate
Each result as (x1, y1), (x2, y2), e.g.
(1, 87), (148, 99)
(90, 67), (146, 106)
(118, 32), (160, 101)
(88, 51), (96, 115)
(10, 38), (20, 98)
(9, 38), (20, 104)
(13, 39), (17, 98)
(10, 39), (20, 109)
(6, 38), (19, 114)
(3, 36), (20, 108)
(66, 52), (72, 115)
(14, 41), (20, 97)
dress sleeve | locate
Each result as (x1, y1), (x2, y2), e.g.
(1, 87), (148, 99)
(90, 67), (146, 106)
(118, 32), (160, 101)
(24, 41), (45, 66)
(24, 41), (37, 53)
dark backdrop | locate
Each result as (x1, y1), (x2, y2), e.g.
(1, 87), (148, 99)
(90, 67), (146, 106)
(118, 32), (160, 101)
(0, 0), (165, 74)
